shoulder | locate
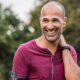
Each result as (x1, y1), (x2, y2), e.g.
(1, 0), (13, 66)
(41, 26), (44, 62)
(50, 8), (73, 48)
(17, 39), (34, 51)
(14, 39), (35, 56)
(13, 40), (35, 63)
(69, 45), (77, 56)
(21, 39), (35, 49)
(69, 45), (77, 63)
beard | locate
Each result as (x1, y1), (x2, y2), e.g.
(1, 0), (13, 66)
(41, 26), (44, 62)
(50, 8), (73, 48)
(41, 27), (63, 43)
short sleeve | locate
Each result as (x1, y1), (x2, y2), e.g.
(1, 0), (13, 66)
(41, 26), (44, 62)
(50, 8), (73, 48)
(12, 44), (30, 78)
(70, 46), (77, 63)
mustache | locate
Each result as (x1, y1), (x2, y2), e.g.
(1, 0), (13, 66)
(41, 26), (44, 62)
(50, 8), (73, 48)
(43, 27), (57, 32)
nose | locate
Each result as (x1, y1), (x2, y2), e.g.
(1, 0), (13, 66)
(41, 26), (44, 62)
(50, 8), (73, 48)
(47, 22), (54, 30)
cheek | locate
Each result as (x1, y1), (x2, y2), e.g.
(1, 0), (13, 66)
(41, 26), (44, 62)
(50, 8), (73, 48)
(58, 27), (64, 34)
(40, 23), (47, 31)
(41, 23), (47, 28)
(58, 24), (64, 30)
(40, 21), (48, 27)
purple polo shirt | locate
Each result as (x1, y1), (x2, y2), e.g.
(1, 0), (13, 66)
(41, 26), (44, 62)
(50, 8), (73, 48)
(12, 40), (77, 80)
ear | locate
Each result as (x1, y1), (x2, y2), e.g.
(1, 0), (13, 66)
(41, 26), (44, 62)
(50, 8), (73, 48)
(63, 17), (67, 27)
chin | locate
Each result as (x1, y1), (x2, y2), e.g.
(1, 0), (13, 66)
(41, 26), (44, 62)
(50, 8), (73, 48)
(47, 39), (58, 43)
(45, 36), (60, 43)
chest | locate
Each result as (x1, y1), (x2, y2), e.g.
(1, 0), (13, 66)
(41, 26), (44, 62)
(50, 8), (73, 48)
(27, 53), (65, 80)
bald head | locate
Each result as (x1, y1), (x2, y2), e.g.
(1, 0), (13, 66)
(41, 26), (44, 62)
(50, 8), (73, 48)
(41, 1), (65, 18)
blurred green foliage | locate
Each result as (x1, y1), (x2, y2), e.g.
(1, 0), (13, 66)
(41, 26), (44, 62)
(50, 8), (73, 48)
(0, 0), (80, 80)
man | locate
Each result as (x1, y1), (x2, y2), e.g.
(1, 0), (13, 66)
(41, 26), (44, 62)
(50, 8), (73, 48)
(11, 1), (79, 80)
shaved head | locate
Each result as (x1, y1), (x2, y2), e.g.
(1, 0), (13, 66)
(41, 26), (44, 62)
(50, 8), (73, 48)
(39, 1), (67, 43)
(41, 1), (65, 18)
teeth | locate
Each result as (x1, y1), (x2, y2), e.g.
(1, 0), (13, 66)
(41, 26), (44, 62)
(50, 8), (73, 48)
(48, 31), (56, 34)
(48, 30), (55, 33)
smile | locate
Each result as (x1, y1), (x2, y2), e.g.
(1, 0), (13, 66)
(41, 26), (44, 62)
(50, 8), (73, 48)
(46, 30), (57, 37)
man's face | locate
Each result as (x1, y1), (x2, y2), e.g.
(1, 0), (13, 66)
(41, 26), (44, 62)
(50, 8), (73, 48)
(40, 6), (66, 43)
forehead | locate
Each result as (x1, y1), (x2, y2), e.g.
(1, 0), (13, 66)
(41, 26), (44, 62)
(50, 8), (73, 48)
(40, 15), (62, 19)
(41, 5), (64, 19)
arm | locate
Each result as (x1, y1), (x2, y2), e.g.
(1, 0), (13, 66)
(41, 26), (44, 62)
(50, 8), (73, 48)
(10, 71), (28, 80)
(60, 35), (80, 80)
(11, 44), (30, 80)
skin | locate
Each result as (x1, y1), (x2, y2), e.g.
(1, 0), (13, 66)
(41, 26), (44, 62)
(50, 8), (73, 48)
(40, 3), (66, 43)
(35, 1), (67, 54)
(60, 35), (80, 80)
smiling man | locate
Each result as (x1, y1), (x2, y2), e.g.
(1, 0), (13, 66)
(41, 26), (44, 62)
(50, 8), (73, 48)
(11, 1), (78, 80)
(40, 2), (65, 43)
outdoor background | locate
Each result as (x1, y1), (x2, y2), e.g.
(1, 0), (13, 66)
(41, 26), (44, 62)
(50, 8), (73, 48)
(0, 0), (80, 80)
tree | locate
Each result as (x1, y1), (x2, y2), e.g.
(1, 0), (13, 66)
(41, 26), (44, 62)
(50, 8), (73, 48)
(0, 3), (37, 79)
(0, 4), (22, 80)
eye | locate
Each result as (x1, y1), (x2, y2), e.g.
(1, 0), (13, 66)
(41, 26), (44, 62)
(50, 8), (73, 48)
(42, 18), (49, 23)
(52, 18), (59, 22)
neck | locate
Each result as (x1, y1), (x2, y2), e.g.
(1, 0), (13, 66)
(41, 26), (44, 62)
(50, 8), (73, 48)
(35, 35), (60, 54)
